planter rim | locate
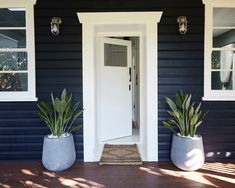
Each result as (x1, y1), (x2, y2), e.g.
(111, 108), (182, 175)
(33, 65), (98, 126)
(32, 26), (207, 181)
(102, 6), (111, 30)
(44, 133), (72, 139)
(174, 133), (202, 140)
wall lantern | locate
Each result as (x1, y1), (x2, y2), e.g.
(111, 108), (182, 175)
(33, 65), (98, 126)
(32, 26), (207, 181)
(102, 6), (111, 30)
(51, 17), (62, 36)
(177, 16), (188, 34)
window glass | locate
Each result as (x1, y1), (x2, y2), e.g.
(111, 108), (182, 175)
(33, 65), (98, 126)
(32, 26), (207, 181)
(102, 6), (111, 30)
(211, 50), (234, 70)
(104, 43), (127, 67)
(211, 71), (233, 90)
(0, 73), (27, 91)
(0, 30), (26, 48)
(0, 8), (25, 27)
(213, 29), (235, 48)
(211, 49), (234, 90)
(213, 8), (235, 27)
(0, 52), (27, 71)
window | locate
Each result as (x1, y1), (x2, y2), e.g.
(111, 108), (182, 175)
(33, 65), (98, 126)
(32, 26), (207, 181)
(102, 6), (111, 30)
(104, 43), (128, 67)
(203, 0), (235, 100)
(0, 0), (37, 101)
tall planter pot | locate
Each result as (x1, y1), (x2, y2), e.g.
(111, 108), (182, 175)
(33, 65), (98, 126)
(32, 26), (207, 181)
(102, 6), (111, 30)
(171, 133), (205, 171)
(42, 134), (76, 172)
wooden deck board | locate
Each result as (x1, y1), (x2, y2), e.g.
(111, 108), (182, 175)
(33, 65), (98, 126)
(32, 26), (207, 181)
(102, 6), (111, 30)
(0, 162), (234, 188)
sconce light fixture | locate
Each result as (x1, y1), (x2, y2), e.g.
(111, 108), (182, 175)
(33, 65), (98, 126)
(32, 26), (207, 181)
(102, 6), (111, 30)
(177, 16), (188, 34)
(51, 17), (62, 36)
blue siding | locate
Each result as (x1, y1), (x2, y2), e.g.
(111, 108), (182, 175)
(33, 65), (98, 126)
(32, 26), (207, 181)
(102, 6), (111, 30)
(158, 1), (235, 162)
(0, 0), (234, 162)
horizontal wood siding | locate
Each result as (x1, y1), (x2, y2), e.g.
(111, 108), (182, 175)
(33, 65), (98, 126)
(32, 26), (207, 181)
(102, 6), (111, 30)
(158, 1), (235, 162)
(0, 1), (84, 161)
(0, 0), (234, 162)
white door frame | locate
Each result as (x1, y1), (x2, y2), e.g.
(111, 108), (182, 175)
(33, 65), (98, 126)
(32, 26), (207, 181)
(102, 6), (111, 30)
(78, 12), (162, 162)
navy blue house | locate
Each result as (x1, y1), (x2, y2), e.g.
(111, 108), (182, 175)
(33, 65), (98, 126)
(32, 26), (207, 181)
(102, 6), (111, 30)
(0, 0), (234, 162)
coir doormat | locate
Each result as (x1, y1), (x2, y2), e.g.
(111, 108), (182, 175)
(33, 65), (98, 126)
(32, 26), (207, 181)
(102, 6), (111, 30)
(99, 144), (142, 165)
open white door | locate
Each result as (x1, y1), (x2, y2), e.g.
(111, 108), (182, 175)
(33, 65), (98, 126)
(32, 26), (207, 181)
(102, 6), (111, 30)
(98, 37), (132, 141)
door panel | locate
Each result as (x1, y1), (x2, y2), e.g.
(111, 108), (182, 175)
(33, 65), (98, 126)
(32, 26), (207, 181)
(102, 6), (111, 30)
(98, 37), (132, 141)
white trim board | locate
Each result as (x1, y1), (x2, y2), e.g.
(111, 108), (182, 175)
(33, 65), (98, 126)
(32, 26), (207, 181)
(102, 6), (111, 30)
(78, 12), (162, 162)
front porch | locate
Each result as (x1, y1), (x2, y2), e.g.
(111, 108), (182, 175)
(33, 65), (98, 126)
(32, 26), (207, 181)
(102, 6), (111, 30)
(0, 162), (234, 188)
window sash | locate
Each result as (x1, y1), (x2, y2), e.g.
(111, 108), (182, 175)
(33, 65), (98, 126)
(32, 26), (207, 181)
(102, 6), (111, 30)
(0, 0), (37, 101)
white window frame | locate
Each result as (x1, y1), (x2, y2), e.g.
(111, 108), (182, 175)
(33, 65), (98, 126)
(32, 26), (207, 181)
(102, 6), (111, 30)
(0, 0), (37, 101)
(203, 0), (235, 100)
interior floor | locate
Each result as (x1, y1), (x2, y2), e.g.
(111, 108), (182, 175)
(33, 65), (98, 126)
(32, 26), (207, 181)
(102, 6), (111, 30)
(101, 128), (139, 144)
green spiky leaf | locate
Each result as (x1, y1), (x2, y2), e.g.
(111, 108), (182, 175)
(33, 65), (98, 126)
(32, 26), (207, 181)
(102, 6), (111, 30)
(162, 91), (208, 137)
(38, 88), (84, 137)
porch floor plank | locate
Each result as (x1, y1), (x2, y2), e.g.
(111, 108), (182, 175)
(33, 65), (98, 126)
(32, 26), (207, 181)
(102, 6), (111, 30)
(0, 162), (234, 188)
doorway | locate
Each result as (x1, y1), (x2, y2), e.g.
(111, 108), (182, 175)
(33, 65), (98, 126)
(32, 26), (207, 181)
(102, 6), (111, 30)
(78, 12), (162, 162)
(96, 36), (141, 159)
(96, 36), (141, 157)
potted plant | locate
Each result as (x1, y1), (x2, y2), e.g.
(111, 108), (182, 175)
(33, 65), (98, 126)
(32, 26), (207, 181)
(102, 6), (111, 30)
(38, 89), (83, 172)
(162, 91), (208, 171)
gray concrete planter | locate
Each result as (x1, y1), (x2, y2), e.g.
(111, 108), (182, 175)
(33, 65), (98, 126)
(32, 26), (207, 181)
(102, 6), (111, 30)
(171, 133), (205, 171)
(42, 134), (76, 172)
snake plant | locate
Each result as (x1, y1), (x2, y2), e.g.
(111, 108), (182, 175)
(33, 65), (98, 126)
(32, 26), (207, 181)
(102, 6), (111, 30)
(38, 89), (83, 137)
(162, 91), (208, 137)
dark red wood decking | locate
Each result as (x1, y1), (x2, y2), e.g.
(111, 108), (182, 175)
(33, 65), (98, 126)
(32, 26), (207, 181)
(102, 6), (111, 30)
(0, 162), (234, 188)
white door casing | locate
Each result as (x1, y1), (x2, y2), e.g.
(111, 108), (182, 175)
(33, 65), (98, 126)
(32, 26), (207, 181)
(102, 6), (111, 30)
(98, 37), (132, 141)
(78, 12), (163, 162)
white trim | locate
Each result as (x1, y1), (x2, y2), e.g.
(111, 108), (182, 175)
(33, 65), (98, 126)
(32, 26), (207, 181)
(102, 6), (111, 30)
(213, 48), (235, 51)
(78, 12), (162, 162)
(0, 27), (26, 30)
(202, 96), (235, 101)
(213, 27), (235, 29)
(26, 0), (37, 102)
(0, 49), (27, 52)
(202, 0), (235, 100)
(0, 97), (38, 102)
(0, 0), (37, 101)
(0, 0), (36, 7)
(203, 0), (235, 5)
(0, 71), (28, 73)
